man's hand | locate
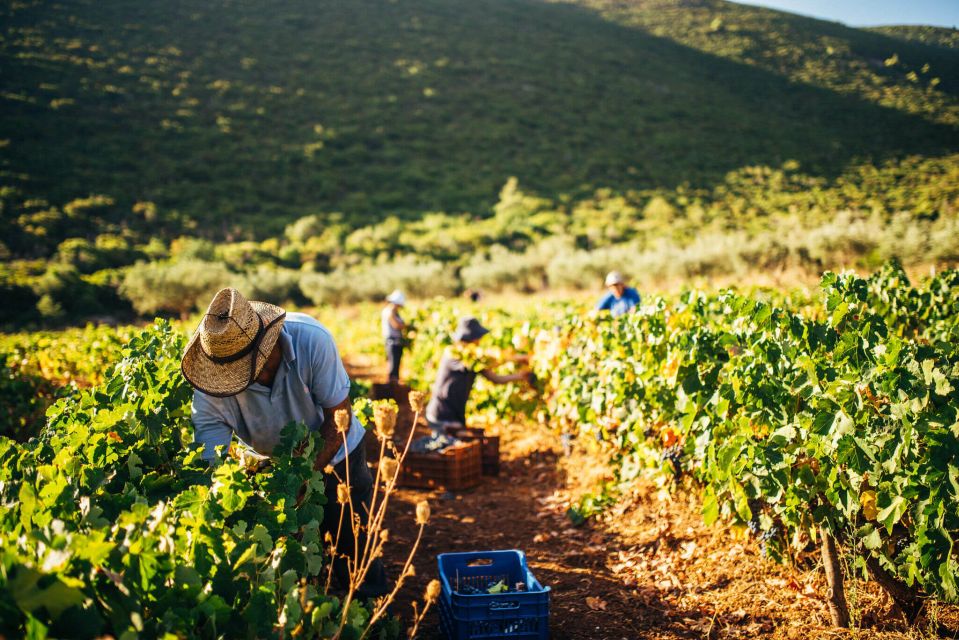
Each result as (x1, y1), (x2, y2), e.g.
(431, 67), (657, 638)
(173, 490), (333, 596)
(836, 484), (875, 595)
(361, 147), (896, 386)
(312, 395), (353, 472)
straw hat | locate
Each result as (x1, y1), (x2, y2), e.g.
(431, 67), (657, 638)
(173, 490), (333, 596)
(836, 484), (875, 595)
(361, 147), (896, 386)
(181, 288), (286, 397)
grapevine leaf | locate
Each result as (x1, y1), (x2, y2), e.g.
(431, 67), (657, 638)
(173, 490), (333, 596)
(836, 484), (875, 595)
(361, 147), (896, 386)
(702, 486), (719, 526)
(10, 568), (86, 618)
(877, 496), (907, 534)
(732, 481), (751, 523)
(861, 527), (881, 550)
(232, 545), (257, 571)
(768, 425), (796, 445)
(18, 482), (37, 531)
(940, 561), (958, 601)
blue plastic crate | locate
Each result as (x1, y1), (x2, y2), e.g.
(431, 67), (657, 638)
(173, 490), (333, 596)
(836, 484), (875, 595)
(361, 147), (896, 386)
(437, 550), (550, 639)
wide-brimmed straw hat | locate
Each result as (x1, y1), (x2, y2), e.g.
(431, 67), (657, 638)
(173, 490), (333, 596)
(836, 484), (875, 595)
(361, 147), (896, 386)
(181, 288), (286, 397)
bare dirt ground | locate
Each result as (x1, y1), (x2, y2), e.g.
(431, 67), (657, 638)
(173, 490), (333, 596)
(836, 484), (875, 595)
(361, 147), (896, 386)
(348, 365), (958, 640)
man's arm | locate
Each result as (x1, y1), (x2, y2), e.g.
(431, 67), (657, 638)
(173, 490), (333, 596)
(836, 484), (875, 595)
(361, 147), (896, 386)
(305, 325), (357, 470)
(388, 313), (405, 330)
(192, 394), (234, 462)
(480, 368), (530, 385)
(313, 395), (352, 471)
(595, 293), (613, 311)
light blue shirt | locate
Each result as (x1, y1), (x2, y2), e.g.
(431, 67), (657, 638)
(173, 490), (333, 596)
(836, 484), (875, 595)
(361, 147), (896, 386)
(596, 287), (641, 317)
(191, 312), (366, 464)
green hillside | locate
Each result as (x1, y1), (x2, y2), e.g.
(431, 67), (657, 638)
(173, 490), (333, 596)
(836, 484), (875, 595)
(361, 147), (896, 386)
(1, 0), (959, 327)
(1, 0), (958, 245)
(868, 25), (959, 51)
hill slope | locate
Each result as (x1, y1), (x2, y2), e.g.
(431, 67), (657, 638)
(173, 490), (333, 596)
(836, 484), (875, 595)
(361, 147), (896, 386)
(1, 0), (958, 242)
(868, 25), (959, 51)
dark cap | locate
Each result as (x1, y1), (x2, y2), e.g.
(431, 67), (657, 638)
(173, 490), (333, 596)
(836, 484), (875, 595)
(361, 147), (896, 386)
(453, 316), (489, 342)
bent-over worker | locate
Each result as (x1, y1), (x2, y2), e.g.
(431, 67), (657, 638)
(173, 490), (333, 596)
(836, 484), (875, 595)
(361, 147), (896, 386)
(181, 287), (388, 599)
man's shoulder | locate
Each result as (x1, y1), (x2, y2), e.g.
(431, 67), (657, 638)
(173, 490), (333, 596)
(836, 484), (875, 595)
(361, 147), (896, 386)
(284, 312), (332, 337)
(627, 287), (641, 300)
(283, 312), (338, 356)
(192, 388), (235, 411)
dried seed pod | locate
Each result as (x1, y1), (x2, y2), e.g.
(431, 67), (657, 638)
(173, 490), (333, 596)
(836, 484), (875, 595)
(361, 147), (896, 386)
(380, 528), (390, 542)
(425, 579), (442, 604)
(334, 409), (351, 434)
(373, 403), (397, 439)
(408, 390), (426, 413)
(415, 500), (430, 525)
(337, 483), (350, 505)
(379, 457), (399, 481)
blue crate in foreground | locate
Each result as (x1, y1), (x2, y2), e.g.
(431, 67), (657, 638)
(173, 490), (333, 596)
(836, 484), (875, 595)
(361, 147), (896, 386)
(437, 550), (550, 639)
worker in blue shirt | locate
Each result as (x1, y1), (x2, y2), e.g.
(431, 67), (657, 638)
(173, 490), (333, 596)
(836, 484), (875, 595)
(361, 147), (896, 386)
(595, 271), (640, 317)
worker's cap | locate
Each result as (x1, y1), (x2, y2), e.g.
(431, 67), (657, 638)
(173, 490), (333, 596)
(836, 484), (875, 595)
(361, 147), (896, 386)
(453, 316), (489, 342)
(604, 271), (625, 287)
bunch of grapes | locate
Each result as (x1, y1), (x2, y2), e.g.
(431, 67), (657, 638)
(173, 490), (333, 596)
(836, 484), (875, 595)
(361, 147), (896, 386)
(747, 499), (764, 535)
(894, 535), (910, 555)
(661, 444), (683, 479)
(760, 525), (780, 558)
(409, 434), (458, 454)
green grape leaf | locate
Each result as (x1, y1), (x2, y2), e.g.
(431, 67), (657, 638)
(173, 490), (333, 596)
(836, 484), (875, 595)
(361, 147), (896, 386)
(877, 495), (907, 533)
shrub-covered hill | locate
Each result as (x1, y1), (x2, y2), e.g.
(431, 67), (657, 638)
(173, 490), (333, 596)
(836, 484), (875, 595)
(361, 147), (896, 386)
(1, 0), (958, 243)
(868, 26), (959, 51)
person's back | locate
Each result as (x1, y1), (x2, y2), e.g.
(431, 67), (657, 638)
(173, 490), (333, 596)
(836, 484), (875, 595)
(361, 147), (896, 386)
(425, 350), (477, 427)
(424, 317), (531, 433)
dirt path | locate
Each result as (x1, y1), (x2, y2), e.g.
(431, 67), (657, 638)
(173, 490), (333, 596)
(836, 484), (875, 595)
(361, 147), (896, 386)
(350, 364), (958, 640)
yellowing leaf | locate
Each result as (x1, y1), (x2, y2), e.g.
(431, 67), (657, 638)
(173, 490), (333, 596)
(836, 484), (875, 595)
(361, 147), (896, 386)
(860, 490), (878, 521)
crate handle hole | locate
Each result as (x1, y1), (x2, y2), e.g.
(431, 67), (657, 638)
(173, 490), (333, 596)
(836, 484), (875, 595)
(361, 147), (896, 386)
(467, 558), (493, 567)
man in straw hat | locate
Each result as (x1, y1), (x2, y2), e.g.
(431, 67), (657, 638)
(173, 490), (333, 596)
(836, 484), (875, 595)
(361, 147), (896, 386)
(182, 287), (388, 598)
(595, 270), (641, 317)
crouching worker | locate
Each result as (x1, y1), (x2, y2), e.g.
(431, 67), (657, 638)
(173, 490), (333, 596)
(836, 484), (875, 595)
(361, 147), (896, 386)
(425, 316), (532, 434)
(180, 287), (389, 599)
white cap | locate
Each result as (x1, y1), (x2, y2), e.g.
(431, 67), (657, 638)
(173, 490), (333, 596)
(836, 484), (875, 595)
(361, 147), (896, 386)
(604, 271), (625, 287)
(386, 290), (406, 306)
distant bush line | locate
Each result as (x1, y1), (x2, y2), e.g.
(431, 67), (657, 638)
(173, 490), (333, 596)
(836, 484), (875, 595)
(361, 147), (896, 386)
(1, 153), (957, 328)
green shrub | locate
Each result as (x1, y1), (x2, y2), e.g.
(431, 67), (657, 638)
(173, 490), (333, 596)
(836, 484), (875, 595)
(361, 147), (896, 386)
(120, 260), (232, 318)
(238, 266), (304, 305)
(300, 257), (458, 305)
